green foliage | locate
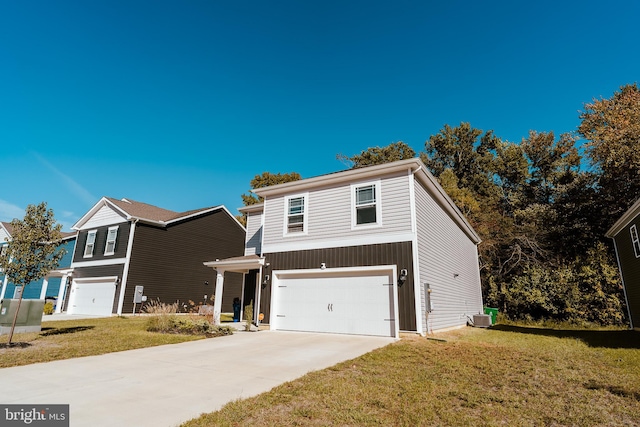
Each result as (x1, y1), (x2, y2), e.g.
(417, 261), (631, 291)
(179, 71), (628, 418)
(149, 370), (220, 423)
(579, 83), (640, 232)
(241, 171), (302, 206)
(43, 302), (54, 315)
(337, 141), (415, 168)
(0, 203), (65, 287)
(0, 203), (65, 343)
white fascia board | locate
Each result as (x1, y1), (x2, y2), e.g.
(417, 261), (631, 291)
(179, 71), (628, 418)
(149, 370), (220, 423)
(253, 158), (423, 198)
(606, 197), (640, 238)
(238, 203), (265, 214)
(72, 197), (132, 230)
(203, 257), (265, 272)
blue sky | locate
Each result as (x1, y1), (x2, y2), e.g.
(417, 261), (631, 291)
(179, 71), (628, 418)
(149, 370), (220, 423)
(1, 0), (638, 231)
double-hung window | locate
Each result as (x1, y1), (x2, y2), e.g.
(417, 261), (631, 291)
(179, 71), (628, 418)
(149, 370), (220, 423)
(352, 181), (381, 227)
(285, 194), (307, 234)
(84, 230), (97, 257)
(104, 226), (119, 256)
(631, 224), (640, 258)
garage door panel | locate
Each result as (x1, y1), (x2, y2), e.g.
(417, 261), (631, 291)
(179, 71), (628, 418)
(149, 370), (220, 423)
(273, 269), (397, 337)
(67, 280), (116, 316)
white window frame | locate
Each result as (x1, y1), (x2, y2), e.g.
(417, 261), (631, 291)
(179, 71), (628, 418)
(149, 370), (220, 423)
(631, 224), (640, 258)
(104, 226), (119, 256)
(283, 193), (308, 236)
(351, 180), (382, 229)
(84, 230), (97, 258)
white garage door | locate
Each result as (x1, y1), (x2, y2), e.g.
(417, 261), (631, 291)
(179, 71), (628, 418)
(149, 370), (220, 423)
(67, 278), (117, 316)
(271, 266), (398, 337)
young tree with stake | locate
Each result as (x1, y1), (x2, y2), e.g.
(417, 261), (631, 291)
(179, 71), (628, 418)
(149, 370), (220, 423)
(0, 203), (65, 344)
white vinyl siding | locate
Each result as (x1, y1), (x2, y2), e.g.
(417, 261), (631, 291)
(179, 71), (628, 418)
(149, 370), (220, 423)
(263, 172), (412, 250)
(84, 230), (97, 257)
(630, 225), (640, 258)
(82, 205), (127, 229)
(414, 180), (483, 333)
(104, 226), (118, 255)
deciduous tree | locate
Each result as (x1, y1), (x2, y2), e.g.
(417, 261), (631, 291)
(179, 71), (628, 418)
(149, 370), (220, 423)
(337, 141), (415, 168)
(0, 203), (65, 344)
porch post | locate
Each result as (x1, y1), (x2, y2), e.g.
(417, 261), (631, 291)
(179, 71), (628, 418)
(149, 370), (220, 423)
(213, 269), (225, 325)
(40, 277), (49, 299)
(55, 275), (69, 313)
(0, 274), (8, 299)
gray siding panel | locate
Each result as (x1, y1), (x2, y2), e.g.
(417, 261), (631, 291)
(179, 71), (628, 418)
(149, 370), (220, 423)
(262, 241), (416, 331)
(262, 172), (413, 249)
(244, 211), (263, 256)
(415, 179), (483, 332)
(613, 220), (640, 327)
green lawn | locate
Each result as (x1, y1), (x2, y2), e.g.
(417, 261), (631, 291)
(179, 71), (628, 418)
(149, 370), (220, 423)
(0, 316), (206, 368)
(182, 325), (640, 427)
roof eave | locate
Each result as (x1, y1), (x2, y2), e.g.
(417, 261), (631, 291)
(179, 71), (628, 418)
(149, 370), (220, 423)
(606, 197), (640, 238)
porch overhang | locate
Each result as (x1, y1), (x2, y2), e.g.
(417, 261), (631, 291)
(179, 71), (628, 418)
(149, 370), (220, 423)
(203, 255), (265, 274)
(203, 255), (265, 325)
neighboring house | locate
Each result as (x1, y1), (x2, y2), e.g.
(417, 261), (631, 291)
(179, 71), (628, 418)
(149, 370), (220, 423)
(66, 197), (245, 316)
(605, 198), (640, 330)
(206, 158), (484, 338)
(0, 221), (76, 309)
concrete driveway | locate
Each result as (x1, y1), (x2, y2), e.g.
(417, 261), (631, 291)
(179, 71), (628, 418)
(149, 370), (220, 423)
(0, 330), (394, 427)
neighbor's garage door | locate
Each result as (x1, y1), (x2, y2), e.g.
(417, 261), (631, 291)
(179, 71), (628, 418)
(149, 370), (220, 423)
(67, 279), (117, 315)
(271, 267), (397, 337)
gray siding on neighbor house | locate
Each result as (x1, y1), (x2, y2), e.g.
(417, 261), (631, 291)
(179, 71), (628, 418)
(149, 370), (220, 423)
(124, 209), (245, 314)
(262, 171), (413, 252)
(612, 219), (640, 328)
(414, 179), (483, 332)
(261, 241), (416, 331)
(244, 211), (263, 256)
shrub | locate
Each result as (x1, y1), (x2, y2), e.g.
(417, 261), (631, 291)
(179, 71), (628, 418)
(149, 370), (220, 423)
(142, 299), (179, 333)
(244, 300), (253, 331)
(43, 302), (54, 315)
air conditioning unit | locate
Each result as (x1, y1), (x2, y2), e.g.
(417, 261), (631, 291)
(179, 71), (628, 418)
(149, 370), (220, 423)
(473, 314), (491, 328)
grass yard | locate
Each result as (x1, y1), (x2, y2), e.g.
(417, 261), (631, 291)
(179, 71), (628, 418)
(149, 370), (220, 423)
(182, 325), (640, 427)
(0, 316), (206, 368)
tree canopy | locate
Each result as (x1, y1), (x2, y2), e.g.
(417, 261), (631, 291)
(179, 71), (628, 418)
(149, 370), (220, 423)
(337, 141), (415, 168)
(241, 171), (302, 206)
(0, 202), (65, 343)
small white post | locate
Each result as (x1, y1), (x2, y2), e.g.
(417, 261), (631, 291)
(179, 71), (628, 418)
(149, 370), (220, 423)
(40, 277), (49, 299)
(213, 269), (225, 325)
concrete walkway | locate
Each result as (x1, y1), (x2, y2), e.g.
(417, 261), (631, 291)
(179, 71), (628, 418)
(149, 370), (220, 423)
(0, 330), (394, 427)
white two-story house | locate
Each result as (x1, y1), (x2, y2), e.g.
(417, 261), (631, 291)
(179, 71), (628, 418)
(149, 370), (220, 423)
(206, 158), (484, 337)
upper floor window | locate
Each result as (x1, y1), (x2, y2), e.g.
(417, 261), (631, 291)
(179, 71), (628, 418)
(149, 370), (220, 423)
(631, 224), (640, 258)
(285, 194), (307, 234)
(352, 181), (381, 228)
(0, 245), (7, 259)
(84, 230), (97, 257)
(104, 226), (119, 255)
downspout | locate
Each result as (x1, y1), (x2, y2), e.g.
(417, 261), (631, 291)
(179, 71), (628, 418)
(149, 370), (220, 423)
(409, 165), (425, 335)
(117, 219), (138, 315)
